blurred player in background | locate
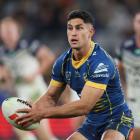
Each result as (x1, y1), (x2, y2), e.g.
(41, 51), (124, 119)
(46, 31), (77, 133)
(0, 17), (56, 140)
(16, 10), (134, 140)
(0, 61), (18, 140)
(0, 60), (16, 97)
(28, 40), (56, 86)
(117, 10), (140, 140)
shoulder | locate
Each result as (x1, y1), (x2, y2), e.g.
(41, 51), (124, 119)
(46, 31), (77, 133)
(52, 49), (71, 79)
(57, 49), (71, 61)
(89, 43), (115, 73)
(53, 49), (71, 67)
(90, 43), (113, 64)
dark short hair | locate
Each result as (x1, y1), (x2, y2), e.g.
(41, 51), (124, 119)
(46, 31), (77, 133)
(67, 9), (94, 26)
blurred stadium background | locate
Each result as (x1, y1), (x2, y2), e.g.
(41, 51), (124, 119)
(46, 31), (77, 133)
(0, 0), (140, 140)
(0, 0), (139, 56)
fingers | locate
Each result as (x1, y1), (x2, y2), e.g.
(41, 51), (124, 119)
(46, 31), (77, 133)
(15, 108), (32, 126)
(16, 117), (34, 127)
(16, 108), (31, 113)
(15, 108), (39, 127)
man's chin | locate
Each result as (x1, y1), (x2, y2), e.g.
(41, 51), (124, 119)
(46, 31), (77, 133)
(71, 44), (80, 49)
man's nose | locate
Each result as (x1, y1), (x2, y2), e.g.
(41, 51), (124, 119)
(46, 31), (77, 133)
(71, 29), (77, 36)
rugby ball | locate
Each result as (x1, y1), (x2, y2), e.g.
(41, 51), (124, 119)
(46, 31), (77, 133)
(2, 97), (39, 131)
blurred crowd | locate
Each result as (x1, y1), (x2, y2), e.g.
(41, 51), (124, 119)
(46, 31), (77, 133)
(0, 0), (139, 56)
(0, 0), (140, 140)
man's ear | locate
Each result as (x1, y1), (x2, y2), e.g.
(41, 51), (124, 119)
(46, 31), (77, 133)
(87, 24), (95, 38)
(90, 26), (95, 37)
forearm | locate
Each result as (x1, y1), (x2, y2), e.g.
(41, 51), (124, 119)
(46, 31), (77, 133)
(34, 85), (64, 109)
(35, 94), (57, 108)
(43, 100), (89, 118)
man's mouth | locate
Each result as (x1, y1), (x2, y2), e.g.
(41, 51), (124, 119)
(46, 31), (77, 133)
(71, 39), (78, 44)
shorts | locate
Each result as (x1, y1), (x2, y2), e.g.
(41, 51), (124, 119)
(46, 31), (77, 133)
(77, 111), (134, 140)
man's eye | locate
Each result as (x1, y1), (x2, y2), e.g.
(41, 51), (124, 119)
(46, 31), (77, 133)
(67, 26), (73, 30)
(76, 26), (83, 30)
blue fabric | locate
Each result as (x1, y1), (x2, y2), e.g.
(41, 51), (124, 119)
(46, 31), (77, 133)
(78, 110), (134, 140)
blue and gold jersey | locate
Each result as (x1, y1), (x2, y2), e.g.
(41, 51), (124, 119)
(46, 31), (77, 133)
(51, 42), (131, 124)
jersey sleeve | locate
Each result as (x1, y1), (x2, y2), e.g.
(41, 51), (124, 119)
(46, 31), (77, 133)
(50, 57), (65, 87)
(86, 61), (114, 90)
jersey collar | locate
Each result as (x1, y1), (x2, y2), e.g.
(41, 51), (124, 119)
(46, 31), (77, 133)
(72, 41), (95, 69)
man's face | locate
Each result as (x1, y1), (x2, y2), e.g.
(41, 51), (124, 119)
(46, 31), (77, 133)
(133, 13), (140, 35)
(67, 18), (94, 49)
(0, 20), (20, 49)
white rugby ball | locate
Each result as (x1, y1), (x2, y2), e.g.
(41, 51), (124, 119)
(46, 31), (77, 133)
(2, 97), (39, 131)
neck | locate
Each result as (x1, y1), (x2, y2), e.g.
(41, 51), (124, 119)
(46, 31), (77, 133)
(72, 41), (91, 61)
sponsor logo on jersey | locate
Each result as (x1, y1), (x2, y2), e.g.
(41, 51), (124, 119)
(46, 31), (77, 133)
(92, 73), (109, 78)
(94, 63), (108, 74)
